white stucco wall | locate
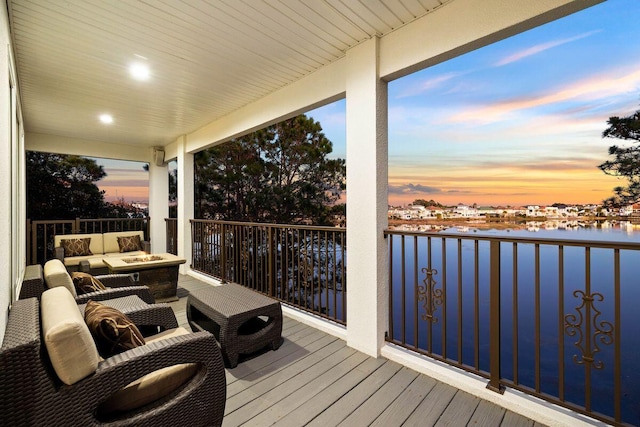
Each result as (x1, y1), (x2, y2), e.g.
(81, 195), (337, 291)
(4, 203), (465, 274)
(345, 37), (389, 357)
(0, 1), (24, 343)
(0, 1), (10, 341)
(148, 159), (169, 253)
(25, 132), (151, 162)
(176, 137), (194, 274)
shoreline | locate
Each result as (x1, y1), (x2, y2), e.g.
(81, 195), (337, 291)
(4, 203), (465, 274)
(388, 217), (637, 231)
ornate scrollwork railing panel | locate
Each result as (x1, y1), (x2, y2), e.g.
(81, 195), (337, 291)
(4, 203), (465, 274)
(564, 290), (614, 370)
(418, 267), (443, 323)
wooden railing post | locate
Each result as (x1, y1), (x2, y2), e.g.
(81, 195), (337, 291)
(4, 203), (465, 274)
(29, 220), (36, 265)
(220, 223), (227, 283)
(268, 226), (274, 297)
(487, 240), (504, 393)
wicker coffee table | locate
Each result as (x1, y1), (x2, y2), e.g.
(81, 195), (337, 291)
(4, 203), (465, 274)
(186, 284), (283, 368)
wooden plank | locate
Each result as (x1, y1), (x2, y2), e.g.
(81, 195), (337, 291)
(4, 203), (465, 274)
(434, 391), (480, 426)
(501, 411), (535, 427)
(370, 374), (437, 426)
(225, 328), (329, 386)
(403, 382), (457, 426)
(248, 351), (370, 426)
(226, 326), (329, 374)
(337, 367), (419, 426)
(223, 345), (358, 426)
(468, 399), (507, 426)
(305, 360), (403, 426)
(225, 336), (344, 413)
(273, 357), (388, 427)
(226, 334), (339, 401)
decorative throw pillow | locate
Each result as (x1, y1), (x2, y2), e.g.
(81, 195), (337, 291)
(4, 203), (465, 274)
(61, 238), (92, 257)
(84, 300), (146, 358)
(71, 272), (107, 295)
(117, 235), (143, 253)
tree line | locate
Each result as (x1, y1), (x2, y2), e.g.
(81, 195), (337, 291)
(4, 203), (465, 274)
(194, 114), (346, 225)
(26, 114), (346, 224)
(26, 152), (147, 220)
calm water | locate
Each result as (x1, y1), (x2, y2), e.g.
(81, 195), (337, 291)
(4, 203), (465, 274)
(388, 221), (640, 424)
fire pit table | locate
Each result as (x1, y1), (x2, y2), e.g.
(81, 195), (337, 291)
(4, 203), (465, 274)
(186, 283), (283, 368)
(102, 253), (186, 302)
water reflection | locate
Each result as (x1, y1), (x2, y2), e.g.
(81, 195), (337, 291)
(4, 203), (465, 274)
(389, 220), (640, 242)
(388, 226), (640, 424)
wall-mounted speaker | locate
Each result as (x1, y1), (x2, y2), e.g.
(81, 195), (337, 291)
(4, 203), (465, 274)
(153, 148), (165, 166)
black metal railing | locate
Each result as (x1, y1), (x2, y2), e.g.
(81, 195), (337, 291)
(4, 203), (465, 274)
(385, 229), (640, 426)
(27, 217), (150, 265)
(191, 219), (346, 325)
(165, 218), (177, 255)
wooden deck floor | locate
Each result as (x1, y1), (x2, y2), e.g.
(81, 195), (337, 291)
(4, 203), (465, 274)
(169, 275), (544, 427)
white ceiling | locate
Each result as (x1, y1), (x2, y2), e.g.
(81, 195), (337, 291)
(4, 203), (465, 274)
(8, 0), (451, 148)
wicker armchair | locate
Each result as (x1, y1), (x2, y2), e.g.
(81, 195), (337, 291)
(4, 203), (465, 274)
(30, 259), (156, 304)
(0, 297), (226, 427)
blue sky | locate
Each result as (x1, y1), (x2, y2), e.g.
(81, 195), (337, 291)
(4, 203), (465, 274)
(308, 0), (640, 207)
(97, 0), (640, 207)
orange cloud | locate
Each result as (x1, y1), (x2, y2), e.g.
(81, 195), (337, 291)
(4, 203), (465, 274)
(449, 67), (640, 124)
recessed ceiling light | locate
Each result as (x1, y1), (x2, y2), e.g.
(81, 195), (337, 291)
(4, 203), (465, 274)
(99, 114), (113, 124)
(129, 62), (150, 81)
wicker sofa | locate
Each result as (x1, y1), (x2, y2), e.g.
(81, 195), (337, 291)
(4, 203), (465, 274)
(0, 289), (226, 426)
(54, 230), (150, 273)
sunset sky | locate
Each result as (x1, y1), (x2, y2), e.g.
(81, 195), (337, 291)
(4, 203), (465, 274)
(96, 0), (640, 208)
(309, 0), (640, 207)
(93, 158), (149, 203)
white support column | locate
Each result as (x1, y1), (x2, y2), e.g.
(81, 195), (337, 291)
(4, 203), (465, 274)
(345, 37), (389, 357)
(148, 160), (169, 254)
(176, 137), (194, 274)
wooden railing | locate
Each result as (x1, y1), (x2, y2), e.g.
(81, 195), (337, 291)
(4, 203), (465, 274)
(191, 219), (346, 325)
(27, 217), (150, 265)
(165, 218), (177, 255)
(385, 229), (640, 426)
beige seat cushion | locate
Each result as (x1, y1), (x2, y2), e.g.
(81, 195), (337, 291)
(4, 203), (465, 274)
(62, 254), (107, 268)
(43, 258), (77, 298)
(98, 327), (197, 416)
(41, 287), (100, 385)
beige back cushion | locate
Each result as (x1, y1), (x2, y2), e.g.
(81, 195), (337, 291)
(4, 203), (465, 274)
(54, 233), (104, 256)
(43, 259), (77, 298)
(103, 231), (145, 254)
(41, 287), (100, 385)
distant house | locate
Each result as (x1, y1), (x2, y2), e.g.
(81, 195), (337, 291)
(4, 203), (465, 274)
(407, 204), (431, 219)
(620, 205), (634, 216)
(527, 205), (542, 217)
(453, 204), (478, 218)
(427, 206), (445, 217)
(544, 206), (559, 217)
(388, 205), (432, 220)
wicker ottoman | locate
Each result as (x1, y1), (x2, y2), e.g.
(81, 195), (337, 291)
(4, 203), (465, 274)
(186, 284), (283, 368)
